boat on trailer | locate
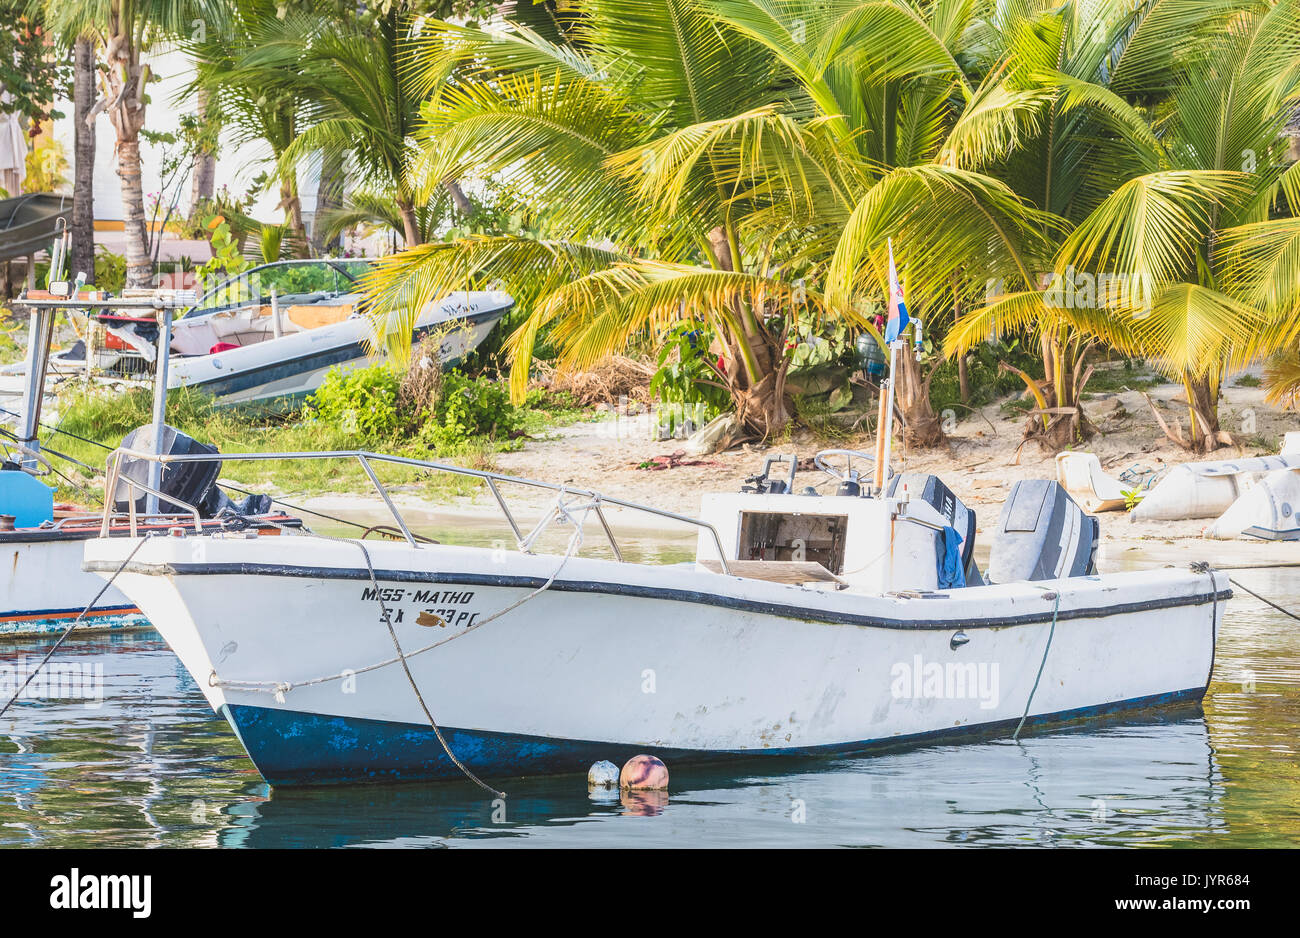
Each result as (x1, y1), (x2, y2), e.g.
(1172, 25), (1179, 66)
(84, 447), (1228, 786)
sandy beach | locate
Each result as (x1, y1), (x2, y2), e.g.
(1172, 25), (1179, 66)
(295, 377), (1300, 571)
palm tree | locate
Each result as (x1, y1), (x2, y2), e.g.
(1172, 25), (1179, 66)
(363, 0), (1049, 441)
(45, 0), (229, 290)
(272, 2), (430, 248)
(316, 188), (451, 248)
(71, 35), (97, 282)
(948, 0), (1300, 452)
(184, 0), (312, 250)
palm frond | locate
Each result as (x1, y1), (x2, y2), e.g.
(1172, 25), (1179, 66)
(1057, 170), (1249, 286)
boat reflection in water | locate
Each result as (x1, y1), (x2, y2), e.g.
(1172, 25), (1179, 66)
(214, 706), (1220, 848)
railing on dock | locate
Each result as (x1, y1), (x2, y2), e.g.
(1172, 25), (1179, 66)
(100, 447), (732, 573)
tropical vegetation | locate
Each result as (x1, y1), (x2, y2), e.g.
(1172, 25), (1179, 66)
(4, 0), (1300, 453)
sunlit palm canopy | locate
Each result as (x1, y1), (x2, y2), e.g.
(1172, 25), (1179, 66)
(362, 0), (1075, 413)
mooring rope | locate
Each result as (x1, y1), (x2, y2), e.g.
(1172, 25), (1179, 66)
(0, 535), (152, 721)
(208, 491), (600, 796)
(1226, 576), (1300, 622)
(347, 533), (506, 800)
(1012, 587), (1061, 741)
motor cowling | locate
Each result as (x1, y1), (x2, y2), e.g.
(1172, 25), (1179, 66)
(887, 473), (980, 586)
(987, 479), (1098, 583)
(112, 424), (221, 515)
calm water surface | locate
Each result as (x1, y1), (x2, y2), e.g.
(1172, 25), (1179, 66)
(1, 528), (1297, 848)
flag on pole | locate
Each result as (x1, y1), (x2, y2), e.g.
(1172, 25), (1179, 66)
(884, 238), (909, 344)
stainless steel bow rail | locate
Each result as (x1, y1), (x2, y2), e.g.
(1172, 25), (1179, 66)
(100, 446), (733, 573)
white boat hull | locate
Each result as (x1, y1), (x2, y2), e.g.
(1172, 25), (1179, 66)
(167, 292), (512, 407)
(2, 534), (145, 637)
(1204, 467), (1300, 540)
(1132, 455), (1300, 521)
(85, 535), (1227, 785)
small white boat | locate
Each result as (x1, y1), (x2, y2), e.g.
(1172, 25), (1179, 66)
(161, 260), (513, 407)
(1, 510), (297, 637)
(1204, 467), (1300, 540)
(1131, 454), (1300, 521)
(2, 291), (299, 639)
(85, 448), (1228, 786)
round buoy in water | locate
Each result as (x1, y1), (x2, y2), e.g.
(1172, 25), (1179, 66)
(588, 760), (619, 790)
(620, 754), (669, 791)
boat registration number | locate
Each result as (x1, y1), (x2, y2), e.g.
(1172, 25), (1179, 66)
(360, 587), (480, 629)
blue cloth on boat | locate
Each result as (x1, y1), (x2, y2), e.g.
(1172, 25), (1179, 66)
(937, 525), (965, 589)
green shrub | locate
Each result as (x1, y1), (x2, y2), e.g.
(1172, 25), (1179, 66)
(308, 363), (527, 452)
(929, 338), (1042, 416)
(94, 245), (128, 294)
(421, 371), (523, 450)
(309, 365), (404, 441)
(650, 323), (731, 416)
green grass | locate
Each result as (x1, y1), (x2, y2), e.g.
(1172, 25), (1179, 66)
(39, 383), (580, 504)
(998, 397), (1035, 419)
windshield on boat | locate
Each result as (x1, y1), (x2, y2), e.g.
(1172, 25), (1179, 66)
(185, 259), (374, 318)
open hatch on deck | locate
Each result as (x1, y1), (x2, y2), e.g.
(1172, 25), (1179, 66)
(737, 511), (848, 574)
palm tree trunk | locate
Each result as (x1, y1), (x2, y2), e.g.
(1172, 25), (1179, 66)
(1185, 374), (1226, 451)
(703, 225), (790, 438)
(102, 6), (153, 291)
(71, 38), (97, 283)
(189, 87), (216, 216)
(313, 149), (345, 253)
(280, 175), (308, 255)
(953, 291), (969, 403)
(444, 180), (474, 216)
(397, 198), (421, 247)
(895, 348), (945, 448)
(117, 137), (153, 289)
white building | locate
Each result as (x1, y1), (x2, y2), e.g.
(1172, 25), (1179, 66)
(49, 46), (322, 245)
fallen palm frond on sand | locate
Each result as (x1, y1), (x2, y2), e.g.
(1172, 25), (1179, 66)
(533, 356), (655, 406)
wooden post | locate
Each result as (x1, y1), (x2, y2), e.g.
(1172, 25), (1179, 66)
(873, 378), (890, 494)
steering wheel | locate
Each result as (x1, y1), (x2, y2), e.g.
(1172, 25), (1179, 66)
(813, 449), (878, 484)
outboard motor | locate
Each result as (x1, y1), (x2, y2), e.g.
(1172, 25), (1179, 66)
(887, 473), (980, 585)
(986, 479), (1098, 583)
(112, 424), (222, 515)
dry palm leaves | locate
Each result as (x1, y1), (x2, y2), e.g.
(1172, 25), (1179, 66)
(399, 334), (445, 421)
(534, 355), (654, 406)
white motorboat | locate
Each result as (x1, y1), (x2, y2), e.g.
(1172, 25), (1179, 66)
(84, 447), (1228, 786)
(159, 259), (512, 407)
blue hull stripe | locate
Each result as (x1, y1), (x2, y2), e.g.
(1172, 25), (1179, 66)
(1, 602), (138, 619)
(0, 608), (150, 637)
(224, 687), (1206, 786)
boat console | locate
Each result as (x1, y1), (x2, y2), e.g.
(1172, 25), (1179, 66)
(696, 450), (1098, 593)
